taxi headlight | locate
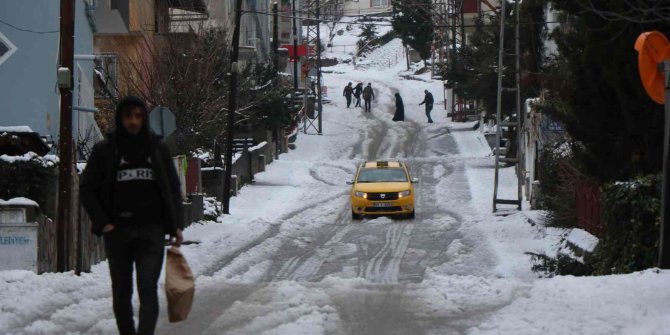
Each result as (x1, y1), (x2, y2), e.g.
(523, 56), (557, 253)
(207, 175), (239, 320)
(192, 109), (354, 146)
(355, 191), (367, 198)
(398, 190), (411, 198)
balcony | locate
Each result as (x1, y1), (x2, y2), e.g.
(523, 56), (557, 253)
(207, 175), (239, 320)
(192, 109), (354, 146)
(168, 0), (209, 22)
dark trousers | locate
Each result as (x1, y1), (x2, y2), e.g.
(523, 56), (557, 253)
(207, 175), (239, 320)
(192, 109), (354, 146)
(425, 104), (434, 123)
(345, 95), (352, 108)
(364, 99), (372, 112)
(355, 95), (361, 107)
(105, 224), (165, 335)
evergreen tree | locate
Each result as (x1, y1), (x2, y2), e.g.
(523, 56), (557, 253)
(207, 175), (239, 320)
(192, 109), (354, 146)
(358, 23), (377, 40)
(442, 0), (546, 116)
(548, 0), (668, 180)
(391, 0), (435, 62)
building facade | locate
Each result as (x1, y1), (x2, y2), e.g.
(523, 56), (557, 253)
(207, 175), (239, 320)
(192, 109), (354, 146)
(343, 0), (392, 16)
(0, 0), (100, 156)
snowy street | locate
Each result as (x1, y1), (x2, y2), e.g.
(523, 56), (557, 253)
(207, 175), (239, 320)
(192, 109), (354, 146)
(2, 21), (670, 335)
(157, 63), (494, 334)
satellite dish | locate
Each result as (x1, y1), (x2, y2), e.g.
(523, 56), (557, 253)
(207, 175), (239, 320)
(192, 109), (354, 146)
(634, 31), (670, 104)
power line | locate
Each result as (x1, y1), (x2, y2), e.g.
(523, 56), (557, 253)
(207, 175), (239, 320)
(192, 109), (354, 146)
(245, 10), (560, 28)
(0, 18), (59, 34)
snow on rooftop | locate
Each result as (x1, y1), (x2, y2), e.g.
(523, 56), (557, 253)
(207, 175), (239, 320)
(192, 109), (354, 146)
(0, 197), (39, 207)
(248, 141), (267, 153)
(0, 152), (58, 166)
(0, 126), (34, 133)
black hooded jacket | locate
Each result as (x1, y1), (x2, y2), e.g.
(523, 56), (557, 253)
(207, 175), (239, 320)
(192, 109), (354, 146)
(80, 96), (183, 236)
(353, 83), (363, 97)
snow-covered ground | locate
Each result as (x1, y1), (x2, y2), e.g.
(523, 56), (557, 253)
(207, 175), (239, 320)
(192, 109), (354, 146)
(1, 19), (670, 335)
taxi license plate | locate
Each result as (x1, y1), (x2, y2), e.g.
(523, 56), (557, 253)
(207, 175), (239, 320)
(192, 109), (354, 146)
(373, 202), (393, 208)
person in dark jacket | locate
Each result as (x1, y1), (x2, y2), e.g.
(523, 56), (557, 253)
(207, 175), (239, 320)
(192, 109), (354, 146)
(362, 83), (375, 113)
(343, 82), (354, 108)
(353, 83), (363, 108)
(81, 95), (183, 335)
(419, 89), (435, 123)
(393, 93), (404, 121)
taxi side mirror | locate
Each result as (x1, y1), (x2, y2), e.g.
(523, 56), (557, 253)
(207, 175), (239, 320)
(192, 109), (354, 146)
(411, 178), (419, 183)
(346, 180), (354, 185)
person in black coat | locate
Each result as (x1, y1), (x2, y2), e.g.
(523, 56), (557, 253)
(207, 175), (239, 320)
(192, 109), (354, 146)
(353, 83), (363, 107)
(393, 93), (405, 121)
(81, 95), (183, 335)
(419, 90), (435, 123)
(363, 83), (375, 113)
(343, 82), (354, 108)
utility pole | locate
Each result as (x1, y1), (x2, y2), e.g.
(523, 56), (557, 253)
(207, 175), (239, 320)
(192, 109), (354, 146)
(661, 60), (670, 268)
(292, 0), (299, 91)
(272, 1), (282, 160)
(450, 1), (457, 116)
(316, 0), (323, 134)
(273, 1), (279, 73)
(57, 0), (75, 273)
(223, 0), (244, 214)
(460, 0), (466, 48)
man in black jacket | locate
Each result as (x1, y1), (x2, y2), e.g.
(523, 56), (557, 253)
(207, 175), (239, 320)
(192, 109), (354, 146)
(343, 82), (354, 108)
(363, 83), (375, 113)
(81, 96), (183, 335)
(419, 90), (435, 123)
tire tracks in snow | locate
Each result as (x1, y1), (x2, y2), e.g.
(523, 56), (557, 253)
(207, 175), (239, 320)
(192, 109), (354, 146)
(200, 190), (349, 278)
(363, 223), (415, 284)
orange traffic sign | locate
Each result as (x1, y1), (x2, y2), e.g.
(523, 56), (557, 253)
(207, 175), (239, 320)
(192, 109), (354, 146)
(635, 31), (670, 104)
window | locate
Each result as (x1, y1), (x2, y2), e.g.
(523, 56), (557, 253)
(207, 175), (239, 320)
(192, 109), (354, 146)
(0, 31), (17, 67)
(371, 0), (389, 7)
(94, 53), (118, 98)
(357, 168), (408, 183)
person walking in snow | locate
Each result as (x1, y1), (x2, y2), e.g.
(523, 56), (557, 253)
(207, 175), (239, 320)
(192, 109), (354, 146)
(363, 83), (375, 113)
(81, 96), (183, 335)
(393, 93), (405, 121)
(343, 82), (354, 108)
(419, 89), (435, 123)
(353, 82), (363, 108)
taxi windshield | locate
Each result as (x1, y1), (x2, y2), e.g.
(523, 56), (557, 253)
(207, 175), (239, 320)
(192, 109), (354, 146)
(357, 168), (407, 183)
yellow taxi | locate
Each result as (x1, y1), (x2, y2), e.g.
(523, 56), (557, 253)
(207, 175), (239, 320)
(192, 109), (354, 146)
(348, 161), (417, 219)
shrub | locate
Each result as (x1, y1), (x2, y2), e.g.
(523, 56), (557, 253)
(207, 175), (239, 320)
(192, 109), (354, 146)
(591, 175), (661, 274)
(0, 153), (58, 217)
(536, 141), (583, 228)
(526, 252), (595, 277)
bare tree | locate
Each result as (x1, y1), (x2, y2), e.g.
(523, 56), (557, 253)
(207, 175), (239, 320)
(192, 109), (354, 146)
(572, 0), (670, 24)
(95, 25), (298, 156)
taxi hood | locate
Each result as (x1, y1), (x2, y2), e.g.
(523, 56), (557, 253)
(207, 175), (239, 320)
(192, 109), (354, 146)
(354, 182), (411, 193)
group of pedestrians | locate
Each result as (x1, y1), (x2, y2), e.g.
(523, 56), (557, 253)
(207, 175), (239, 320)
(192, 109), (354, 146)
(343, 82), (375, 112)
(344, 83), (434, 123)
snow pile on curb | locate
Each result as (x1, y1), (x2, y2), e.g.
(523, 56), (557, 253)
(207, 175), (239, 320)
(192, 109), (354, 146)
(470, 269), (670, 335)
(566, 228), (599, 253)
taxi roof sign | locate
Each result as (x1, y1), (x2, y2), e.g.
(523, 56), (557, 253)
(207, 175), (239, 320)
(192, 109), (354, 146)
(363, 161), (402, 168)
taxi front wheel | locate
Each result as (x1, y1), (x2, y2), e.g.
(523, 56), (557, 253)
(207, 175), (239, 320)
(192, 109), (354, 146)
(352, 211), (363, 220)
(402, 211), (415, 220)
